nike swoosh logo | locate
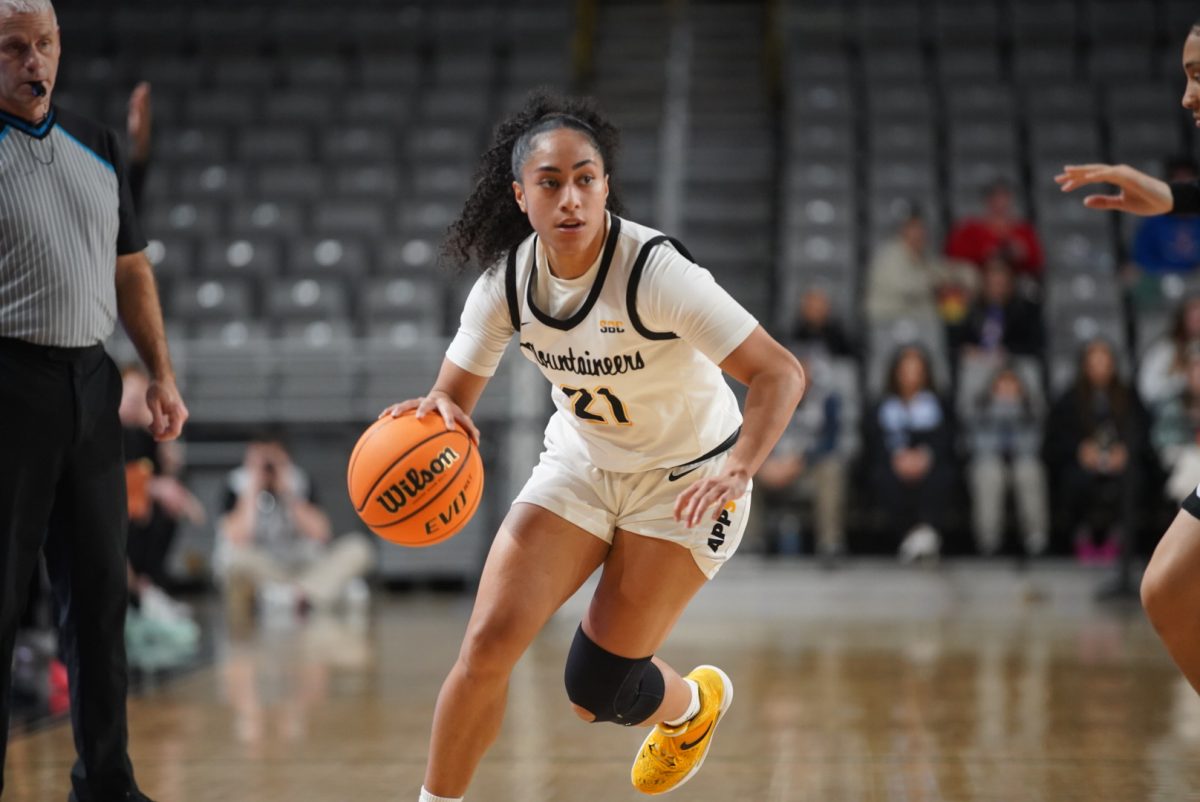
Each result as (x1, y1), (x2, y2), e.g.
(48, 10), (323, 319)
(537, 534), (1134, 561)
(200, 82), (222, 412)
(667, 464), (701, 482)
(680, 721), (713, 751)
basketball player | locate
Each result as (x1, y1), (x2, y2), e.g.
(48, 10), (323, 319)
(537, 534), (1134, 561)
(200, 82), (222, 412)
(381, 91), (806, 801)
(1056, 19), (1200, 696)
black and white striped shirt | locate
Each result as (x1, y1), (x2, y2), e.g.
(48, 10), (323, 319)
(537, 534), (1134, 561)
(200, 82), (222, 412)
(0, 105), (146, 347)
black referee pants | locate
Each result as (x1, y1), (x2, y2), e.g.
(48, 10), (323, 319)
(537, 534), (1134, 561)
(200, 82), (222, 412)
(0, 338), (141, 801)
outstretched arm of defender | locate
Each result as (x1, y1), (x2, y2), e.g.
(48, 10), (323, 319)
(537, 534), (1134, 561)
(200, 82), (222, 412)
(1055, 163), (1174, 216)
(379, 358), (486, 445)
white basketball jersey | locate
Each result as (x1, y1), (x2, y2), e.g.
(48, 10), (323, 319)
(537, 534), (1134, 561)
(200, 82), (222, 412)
(502, 216), (750, 473)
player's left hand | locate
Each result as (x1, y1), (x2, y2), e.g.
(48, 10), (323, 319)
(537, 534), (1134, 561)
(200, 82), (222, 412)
(674, 467), (749, 528)
(146, 378), (188, 442)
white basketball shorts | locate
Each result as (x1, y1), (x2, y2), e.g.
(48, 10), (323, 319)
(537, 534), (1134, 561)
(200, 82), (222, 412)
(513, 432), (751, 579)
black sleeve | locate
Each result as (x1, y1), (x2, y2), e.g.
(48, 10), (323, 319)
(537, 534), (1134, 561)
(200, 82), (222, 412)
(128, 157), (148, 216)
(107, 128), (148, 255)
(221, 483), (239, 515)
(1170, 181), (1200, 216)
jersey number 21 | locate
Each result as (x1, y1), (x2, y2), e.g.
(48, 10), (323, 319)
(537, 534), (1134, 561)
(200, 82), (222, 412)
(561, 386), (632, 426)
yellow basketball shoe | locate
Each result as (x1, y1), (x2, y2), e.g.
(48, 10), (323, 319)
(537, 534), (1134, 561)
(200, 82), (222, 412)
(630, 665), (734, 795)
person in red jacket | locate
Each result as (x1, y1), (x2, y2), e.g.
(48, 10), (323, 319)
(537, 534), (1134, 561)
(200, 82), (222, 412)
(945, 179), (1045, 279)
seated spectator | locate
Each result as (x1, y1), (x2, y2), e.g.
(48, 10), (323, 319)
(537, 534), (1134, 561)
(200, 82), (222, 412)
(945, 179), (1045, 280)
(790, 287), (855, 357)
(865, 206), (978, 330)
(1044, 339), (1149, 563)
(754, 354), (849, 560)
(865, 345), (956, 561)
(1139, 294), (1200, 407)
(1151, 353), (1200, 502)
(215, 433), (374, 623)
(1131, 157), (1200, 275)
(967, 363), (1048, 556)
(961, 257), (1045, 359)
(119, 365), (205, 624)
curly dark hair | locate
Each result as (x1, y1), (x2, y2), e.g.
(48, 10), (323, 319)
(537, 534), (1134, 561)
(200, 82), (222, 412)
(442, 89), (624, 272)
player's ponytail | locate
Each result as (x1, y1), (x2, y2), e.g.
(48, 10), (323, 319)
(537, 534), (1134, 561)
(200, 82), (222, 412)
(442, 88), (624, 273)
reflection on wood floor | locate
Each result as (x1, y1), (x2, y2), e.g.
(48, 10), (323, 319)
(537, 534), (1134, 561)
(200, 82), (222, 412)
(7, 561), (1200, 801)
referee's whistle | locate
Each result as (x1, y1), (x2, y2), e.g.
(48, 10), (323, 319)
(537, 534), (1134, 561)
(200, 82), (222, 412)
(30, 82), (45, 97)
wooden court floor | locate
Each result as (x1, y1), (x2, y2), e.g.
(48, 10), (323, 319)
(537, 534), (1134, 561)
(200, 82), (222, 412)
(6, 561), (1200, 802)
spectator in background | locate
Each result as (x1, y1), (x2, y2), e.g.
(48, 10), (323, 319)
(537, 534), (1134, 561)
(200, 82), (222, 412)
(865, 205), (979, 331)
(1131, 157), (1200, 275)
(754, 353), (848, 561)
(1044, 339), (1149, 564)
(1139, 294), (1200, 407)
(967, 363), (1049, 557)
(1151, 353), (1200, 503)
(865, 345), (956, 562)
(216, 434), (374, 625)
(961, 257), (1045, 359)
(119, 365), (205, 622)
(790, 287), (855, 358)
(946, 179), (1045, 280)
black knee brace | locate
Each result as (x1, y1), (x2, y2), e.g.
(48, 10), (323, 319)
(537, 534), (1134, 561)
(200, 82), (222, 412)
(563, 626), (665, 726)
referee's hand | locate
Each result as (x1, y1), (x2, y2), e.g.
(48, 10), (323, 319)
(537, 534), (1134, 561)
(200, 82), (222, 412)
(145, 378), (188, 441)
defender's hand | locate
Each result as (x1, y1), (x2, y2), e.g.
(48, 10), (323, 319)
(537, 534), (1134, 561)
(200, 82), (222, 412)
(1055, 163), (1173, 216)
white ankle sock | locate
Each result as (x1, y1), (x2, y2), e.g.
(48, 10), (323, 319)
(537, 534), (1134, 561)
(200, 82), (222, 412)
(663, 679), (700, 727)
(419, 787), (463, 802)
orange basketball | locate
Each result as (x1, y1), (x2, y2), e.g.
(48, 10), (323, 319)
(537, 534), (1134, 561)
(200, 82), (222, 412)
(347, 412), (484, 547)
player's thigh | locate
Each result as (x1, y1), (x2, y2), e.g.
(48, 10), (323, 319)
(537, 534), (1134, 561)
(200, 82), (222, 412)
(461, 502), (610, 669)
(1143, 509), (1200, 612)
(582, 529), (708, 657)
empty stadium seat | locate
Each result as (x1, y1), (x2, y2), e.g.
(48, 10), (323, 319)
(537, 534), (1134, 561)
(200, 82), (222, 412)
(198, 236), (283, 279)
(226, 201), (306, 237)
(144, 201), (222, 237)
(288, 238), (372, 277)
(170, 278), (255, 322)
(235, 128), (314, 163)
(266, 278), (351, 321)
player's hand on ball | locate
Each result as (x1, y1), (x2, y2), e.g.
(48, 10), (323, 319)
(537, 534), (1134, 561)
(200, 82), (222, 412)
(378, 392), (480, 445)
(1055, 163), (1173, 216)
(674, 468), (749, 528)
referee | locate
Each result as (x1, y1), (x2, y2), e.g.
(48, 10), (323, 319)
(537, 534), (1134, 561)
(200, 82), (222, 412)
(0, 2), (186, 801)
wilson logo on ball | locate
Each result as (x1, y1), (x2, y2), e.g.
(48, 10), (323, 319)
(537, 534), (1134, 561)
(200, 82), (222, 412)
(374, 447), (461, 513)
(348, 412), (484, 547)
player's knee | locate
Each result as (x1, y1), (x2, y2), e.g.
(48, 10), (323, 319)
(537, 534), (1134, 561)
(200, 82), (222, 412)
(570, 703), (596, 722)
(563, 626), (664, 726)
(1141, 559), (1182, 633)
(458, 616), (526, 680)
